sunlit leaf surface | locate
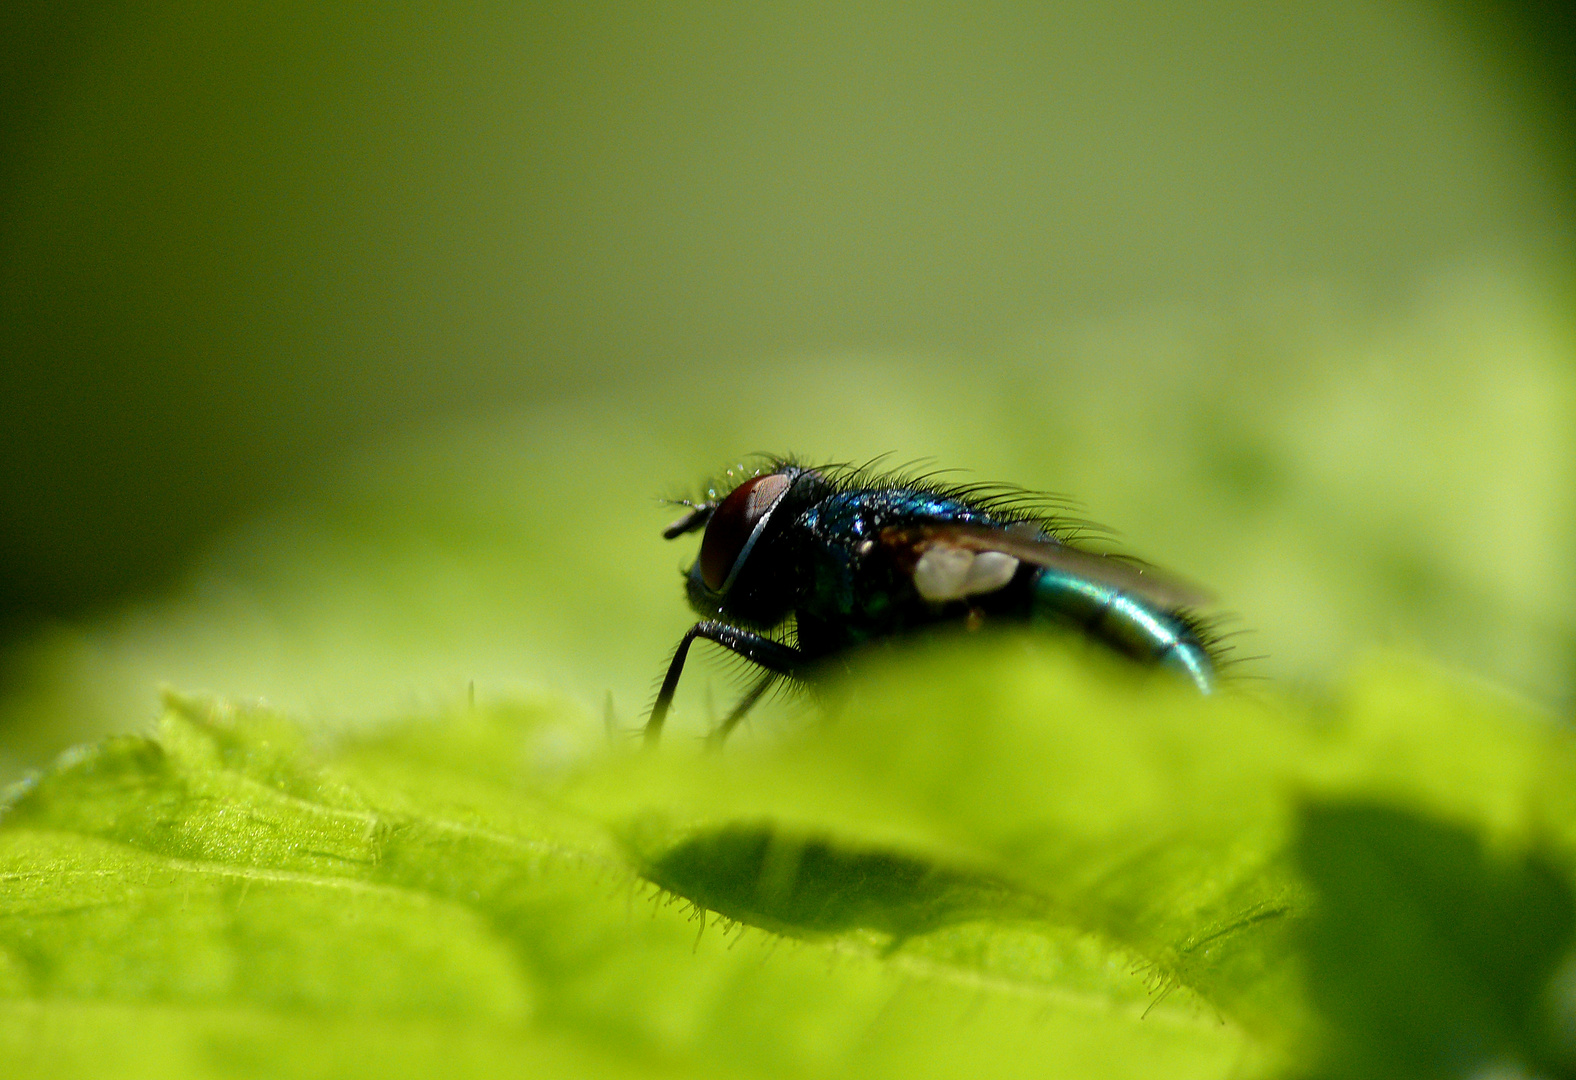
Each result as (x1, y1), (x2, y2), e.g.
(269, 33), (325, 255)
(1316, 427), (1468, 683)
(2, 647), (1572, 1078)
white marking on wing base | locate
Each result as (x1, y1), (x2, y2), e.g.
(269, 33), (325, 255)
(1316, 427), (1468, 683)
(966, 551), (1020, 594)
(913, 545), (1020, 601)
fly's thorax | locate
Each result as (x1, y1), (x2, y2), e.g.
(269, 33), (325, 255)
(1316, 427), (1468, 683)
(788, 500), (990, 652)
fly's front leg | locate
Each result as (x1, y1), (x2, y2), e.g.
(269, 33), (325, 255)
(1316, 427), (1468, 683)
(645, 621), (805, 746)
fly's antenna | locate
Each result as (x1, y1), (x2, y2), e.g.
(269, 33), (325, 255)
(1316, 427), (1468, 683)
(661, 498), (715, 539)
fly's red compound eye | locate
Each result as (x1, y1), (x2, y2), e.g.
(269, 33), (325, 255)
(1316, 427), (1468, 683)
(698, 472), (792, 592)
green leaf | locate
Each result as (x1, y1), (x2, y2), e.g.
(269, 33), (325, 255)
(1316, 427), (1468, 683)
(2, 646), (1574, 1079)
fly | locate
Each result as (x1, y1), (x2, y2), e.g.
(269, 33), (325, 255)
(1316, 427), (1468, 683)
(646, 458), (1220, 745)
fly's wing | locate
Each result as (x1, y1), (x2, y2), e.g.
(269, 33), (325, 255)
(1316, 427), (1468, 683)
(909, 522), (1214, 611)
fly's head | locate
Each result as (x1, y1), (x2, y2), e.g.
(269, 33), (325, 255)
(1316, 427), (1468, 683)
(663, 463), (816, 627)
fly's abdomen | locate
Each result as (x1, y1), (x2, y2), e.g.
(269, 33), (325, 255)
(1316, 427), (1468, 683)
(1031, 568), (1215, 692)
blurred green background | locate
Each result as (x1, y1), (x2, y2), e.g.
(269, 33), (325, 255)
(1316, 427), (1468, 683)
(0, 1), (1572, 774)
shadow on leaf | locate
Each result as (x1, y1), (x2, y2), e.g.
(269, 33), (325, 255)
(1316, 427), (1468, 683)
(1296, 800), (1576, 1079)
(639, 823), (1047, 946)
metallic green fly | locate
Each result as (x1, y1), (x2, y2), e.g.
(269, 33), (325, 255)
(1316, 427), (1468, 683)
(647, 458), (1220, 744)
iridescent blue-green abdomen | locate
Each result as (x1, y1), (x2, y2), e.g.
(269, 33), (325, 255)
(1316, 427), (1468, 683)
(1030, 568), (1215, 692)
